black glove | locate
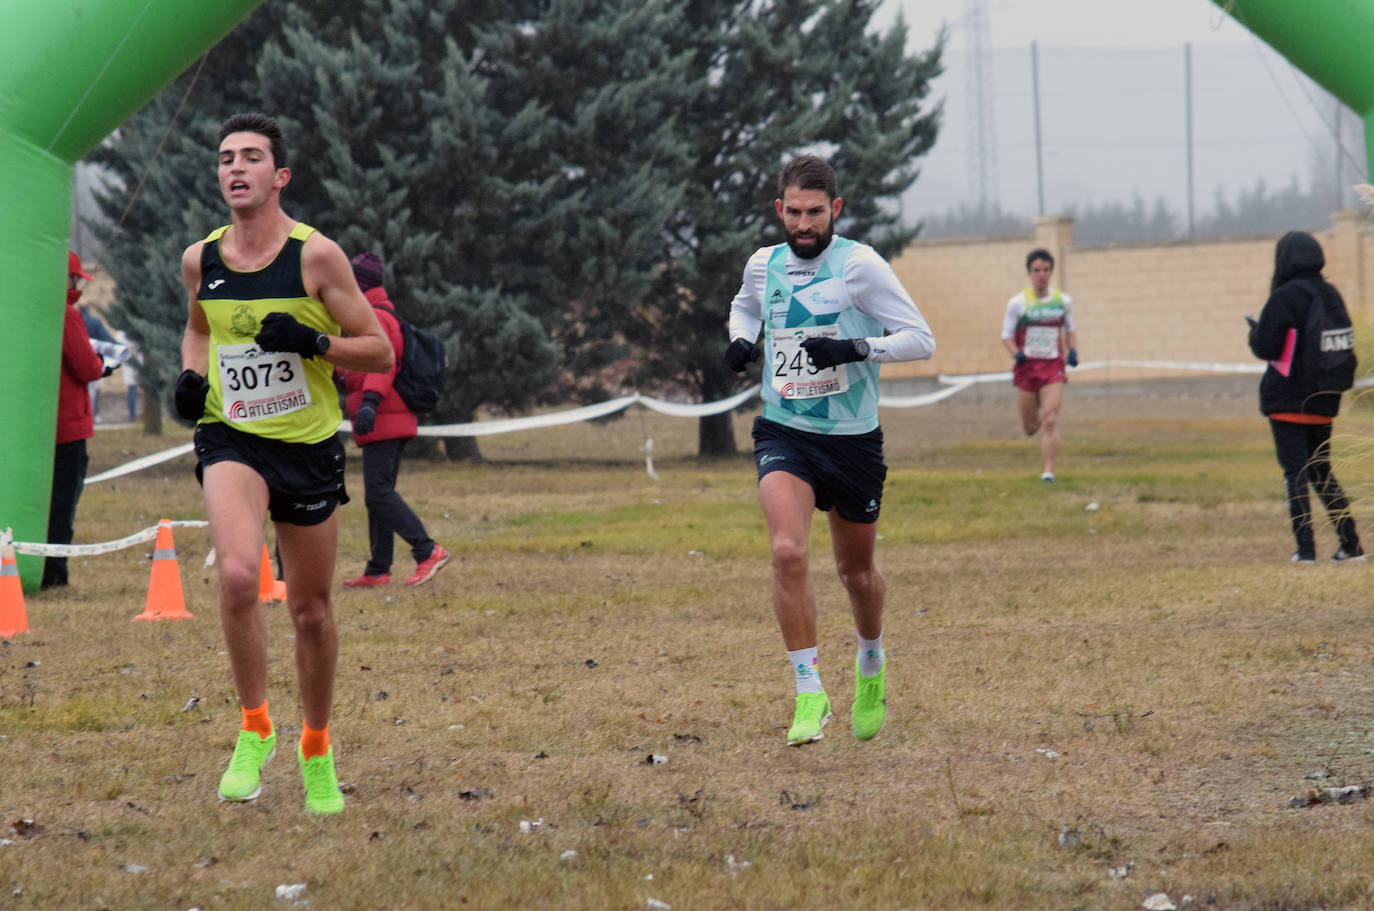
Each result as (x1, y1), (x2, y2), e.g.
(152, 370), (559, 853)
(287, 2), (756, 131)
(352, 391), (381, 436)
(255, 312), (323, 358)
(1066, 348), (1078, 368)
(101, 362), (119, 378)
(173, 369), (209, 422)
(1014, 351), (1028, 367)
(723, 338), (762, 373)
(800, 337), (861, 370)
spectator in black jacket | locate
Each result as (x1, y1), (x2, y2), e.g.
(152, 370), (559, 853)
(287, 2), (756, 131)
(1248, 231), (1363, 564)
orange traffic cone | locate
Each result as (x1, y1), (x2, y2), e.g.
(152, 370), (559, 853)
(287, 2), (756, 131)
(258, 544), (287, 602)
(0, 545), (29, 637)
(134, 519), (192, 621)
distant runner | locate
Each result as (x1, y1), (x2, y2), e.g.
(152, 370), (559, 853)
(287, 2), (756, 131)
(1001, 248), (1077, 481)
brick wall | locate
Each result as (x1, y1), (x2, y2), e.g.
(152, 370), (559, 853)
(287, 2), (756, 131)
(886, 210), (1374, 380)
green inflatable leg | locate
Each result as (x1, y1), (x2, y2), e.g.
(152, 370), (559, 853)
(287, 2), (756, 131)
(0, 0), (263, 591)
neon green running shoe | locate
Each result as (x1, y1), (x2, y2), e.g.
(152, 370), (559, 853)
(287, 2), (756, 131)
(218, 729), (276, 801)
(851, 659), (887, 741)
(786, 691), (832, 746)
(298, 745), (345, 815)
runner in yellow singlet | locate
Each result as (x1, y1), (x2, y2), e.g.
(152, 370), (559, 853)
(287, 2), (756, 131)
(174, 113), (394, 815)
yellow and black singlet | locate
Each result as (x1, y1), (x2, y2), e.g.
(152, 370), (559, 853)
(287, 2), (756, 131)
(197, 222), (342, 444)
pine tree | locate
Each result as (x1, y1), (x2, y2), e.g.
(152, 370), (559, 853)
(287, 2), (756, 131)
(252, 0), (694, 458)
(95, 0), (694, 459)
(631, 0), (943, 455)
(474, 0), (695, 405)
(90, 0), (942, 461)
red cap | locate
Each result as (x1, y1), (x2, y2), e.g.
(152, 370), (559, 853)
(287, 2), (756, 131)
(68, 250), (92, 280)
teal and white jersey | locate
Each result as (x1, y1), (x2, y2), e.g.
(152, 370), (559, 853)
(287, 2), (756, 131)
(728, 236), (935, 436)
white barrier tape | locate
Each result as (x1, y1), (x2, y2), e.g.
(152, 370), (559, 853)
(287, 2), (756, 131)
(635, 385), (760, 417)
(411, 393), (643, 438)
(936, 359), (1264, 387)
(936, 368), (1011, 385)
(2, 520), (208, 558)
(76, 360), (1281, 485)
(402, 386), (767, 437)
(881, 380), (977, 408)
(79, 389), (754, 485)
(1079, 359), (1263, 375)
(85, 442), (194, 485)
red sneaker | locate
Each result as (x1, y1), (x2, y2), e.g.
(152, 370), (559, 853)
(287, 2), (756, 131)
(405, 545), (451, 586)
(343, 572), (391, 589)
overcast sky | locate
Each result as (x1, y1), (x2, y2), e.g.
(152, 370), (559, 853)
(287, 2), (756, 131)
(870, 0), (1368, 226)
(882, 0), (1250, 51)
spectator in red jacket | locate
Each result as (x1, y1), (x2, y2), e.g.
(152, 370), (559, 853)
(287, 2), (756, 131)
(43, 252), (108, 589)
(337, 251), (450, 587)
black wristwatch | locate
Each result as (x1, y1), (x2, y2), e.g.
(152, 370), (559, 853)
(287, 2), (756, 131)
(853, 339), (871, 360)
(314, 332), (331, 356)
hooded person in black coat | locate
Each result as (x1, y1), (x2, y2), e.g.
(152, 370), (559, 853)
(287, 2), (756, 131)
(1248, 231), (1363, 563)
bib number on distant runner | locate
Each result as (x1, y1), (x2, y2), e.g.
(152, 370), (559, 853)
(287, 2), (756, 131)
(1024, 325), (1060, 360)
(217, 343), (311, 422)
(770, 326), (850, 400)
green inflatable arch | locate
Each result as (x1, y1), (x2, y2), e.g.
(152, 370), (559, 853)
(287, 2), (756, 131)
(0, 0), (263, 590)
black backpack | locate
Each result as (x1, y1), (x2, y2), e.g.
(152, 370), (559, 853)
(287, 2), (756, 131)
(1299, 279), (1357, 395)
(373, 303), (447, 413)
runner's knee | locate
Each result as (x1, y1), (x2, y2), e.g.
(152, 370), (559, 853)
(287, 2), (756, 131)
(836, 561), (879, 595)
(770, 539), (808, 578)
(289, 597), (333, 638)
(218, 558), (260, 609)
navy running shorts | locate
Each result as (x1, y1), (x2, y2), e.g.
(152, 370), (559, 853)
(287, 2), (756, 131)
(751, 416), (887, 524)
(193, 421), (349, 527)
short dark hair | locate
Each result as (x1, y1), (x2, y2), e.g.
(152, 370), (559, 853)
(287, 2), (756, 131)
(778, 154), (837, 201)
(218, 112), (288, 170)
(1025, 248), (1054, 270)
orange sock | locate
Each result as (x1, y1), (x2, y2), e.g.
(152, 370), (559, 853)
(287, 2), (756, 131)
(241, 701), (272, 740)
(299, 723), (330, 760)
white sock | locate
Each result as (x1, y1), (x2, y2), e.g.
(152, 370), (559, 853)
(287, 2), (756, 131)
(857, 634), (884, 677)
(787, 647), (823, 695)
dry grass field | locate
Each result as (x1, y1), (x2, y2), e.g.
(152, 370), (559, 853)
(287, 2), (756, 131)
(6, 377), (1374, 910)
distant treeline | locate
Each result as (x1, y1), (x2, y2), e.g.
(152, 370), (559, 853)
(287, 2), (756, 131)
(921, 175), (1354, 244)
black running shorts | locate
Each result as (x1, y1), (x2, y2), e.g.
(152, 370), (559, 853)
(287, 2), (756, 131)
(193, 421), (348, 527)
(751, 416), (887, 524)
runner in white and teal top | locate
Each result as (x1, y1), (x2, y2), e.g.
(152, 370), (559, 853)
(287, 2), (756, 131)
(723, 154), (934, 752)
